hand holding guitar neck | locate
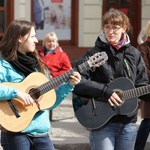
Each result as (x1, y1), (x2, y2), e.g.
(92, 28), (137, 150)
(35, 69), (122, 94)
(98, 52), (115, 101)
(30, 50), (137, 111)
(108, 92), (122, 107)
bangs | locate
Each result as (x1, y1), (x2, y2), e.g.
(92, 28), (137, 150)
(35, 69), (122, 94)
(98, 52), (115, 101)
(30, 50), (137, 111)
(103, 14), (124, 26)
(48, 36), (57, 41)
(102, 9), (132, 33)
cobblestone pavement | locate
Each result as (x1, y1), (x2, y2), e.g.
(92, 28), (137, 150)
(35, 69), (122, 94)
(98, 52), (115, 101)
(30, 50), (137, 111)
(50, 94), (89, 149)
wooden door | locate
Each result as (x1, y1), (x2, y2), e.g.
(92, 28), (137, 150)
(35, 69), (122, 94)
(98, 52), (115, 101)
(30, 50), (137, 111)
(103, 0), (141, 47)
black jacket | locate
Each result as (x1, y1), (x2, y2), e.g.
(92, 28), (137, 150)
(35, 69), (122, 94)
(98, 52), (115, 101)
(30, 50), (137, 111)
(73, 31), (150, 124)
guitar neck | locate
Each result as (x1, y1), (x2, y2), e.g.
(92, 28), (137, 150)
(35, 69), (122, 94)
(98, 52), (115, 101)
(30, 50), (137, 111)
(34, 61), (90, 96)
(77, 61), (90, 74)
(123, 85), (150, 100)
(29, 52), (108, 98)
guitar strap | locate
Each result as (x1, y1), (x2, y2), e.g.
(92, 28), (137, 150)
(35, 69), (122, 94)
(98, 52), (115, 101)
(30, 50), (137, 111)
(113, 51), (131, 79)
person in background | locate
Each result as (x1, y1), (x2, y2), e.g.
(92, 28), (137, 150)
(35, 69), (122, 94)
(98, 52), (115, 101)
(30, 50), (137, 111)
(137, 27), (147, 45)
(0, 19), (81, 150)
(134, 20), (150, 150)
(73, 9), (150, 150)
(39, 31), (71, 78)
(34, 0), (45, 30)
(50, 10), (57, 26)
(55, 4), (65, 29)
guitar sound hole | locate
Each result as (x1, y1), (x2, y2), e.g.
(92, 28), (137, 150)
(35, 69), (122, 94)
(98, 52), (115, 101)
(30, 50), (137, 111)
(29, 88), (40, 100)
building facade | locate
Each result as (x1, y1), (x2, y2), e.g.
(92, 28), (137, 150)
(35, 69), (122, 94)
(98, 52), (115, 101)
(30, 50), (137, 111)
(1, 0), (150, 60)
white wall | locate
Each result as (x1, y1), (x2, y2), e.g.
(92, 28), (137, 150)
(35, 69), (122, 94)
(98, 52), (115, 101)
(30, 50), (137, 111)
(14, 0), (31, 21)
(78, 0), (102, 47)
(14, 0), (102, 47)
(13, 0), (150, 47)
(141, 0), (150, 29)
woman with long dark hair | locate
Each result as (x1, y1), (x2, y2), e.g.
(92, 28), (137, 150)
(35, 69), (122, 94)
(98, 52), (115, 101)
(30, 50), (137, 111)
(0, 19), (81, 150)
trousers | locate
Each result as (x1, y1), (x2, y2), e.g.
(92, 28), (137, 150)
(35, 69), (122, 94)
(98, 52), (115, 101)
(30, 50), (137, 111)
(1, 131), (55, 150)
(134, 119), (150, 150)
(89, 122), (137, 150)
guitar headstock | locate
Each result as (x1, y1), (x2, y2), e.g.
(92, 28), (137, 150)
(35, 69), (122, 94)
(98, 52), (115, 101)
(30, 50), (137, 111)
(87, 52), (108, 68)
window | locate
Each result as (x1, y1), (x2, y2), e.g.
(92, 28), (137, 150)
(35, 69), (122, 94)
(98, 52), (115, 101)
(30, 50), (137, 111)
(0, 0), (6, 39)
(0, 0), (14, 41)
(104, 0), (130, 16)
(32, 0), (78, 46)
(34, 0), (71, 40)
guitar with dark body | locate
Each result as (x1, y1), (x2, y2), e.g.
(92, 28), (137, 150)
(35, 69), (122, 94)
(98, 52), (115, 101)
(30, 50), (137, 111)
(73, 77), (150, 130)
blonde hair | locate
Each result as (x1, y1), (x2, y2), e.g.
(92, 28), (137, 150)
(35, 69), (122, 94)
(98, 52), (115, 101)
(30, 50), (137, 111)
(42, 32), (59, 47)
(145, 20), (150, 37)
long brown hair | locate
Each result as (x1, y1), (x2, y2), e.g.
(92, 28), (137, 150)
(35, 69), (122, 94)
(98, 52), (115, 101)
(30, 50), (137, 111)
(0, 20), (46, 74)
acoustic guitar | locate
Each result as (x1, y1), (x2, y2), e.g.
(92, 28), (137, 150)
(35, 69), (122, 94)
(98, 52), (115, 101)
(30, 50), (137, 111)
(73, 77), (150, 130)
(0, 51), (108, 132)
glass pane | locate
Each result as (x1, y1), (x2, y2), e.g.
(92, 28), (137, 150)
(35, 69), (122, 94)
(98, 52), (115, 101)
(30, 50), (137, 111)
(0, 0), (5, 7)
(107, 6), (117, 11)
(34, 0), (72, 40)
(120, 0), (129, 5)
(0, 37), (3, 41)
(0, 11), (5, 33)
(120, 8), (129, 15)
(108, 0), (117, 4)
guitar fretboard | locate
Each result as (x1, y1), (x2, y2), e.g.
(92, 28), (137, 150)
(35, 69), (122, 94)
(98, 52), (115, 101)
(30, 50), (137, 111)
(123, 85), (150, 100)
(28, 51), (107, 98)
(29, 61), (90, 97)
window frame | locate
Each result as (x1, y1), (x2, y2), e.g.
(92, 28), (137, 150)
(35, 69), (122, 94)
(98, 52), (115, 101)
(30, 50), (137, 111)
(31, 0), (79, 47)
(0, 0), (14, 38)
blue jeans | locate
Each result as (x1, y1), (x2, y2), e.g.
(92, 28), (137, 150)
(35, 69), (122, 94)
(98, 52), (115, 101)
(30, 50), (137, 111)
(89, 123), (137, 150)
(134, 119), (150, 150)
(1, 131), (55, 150)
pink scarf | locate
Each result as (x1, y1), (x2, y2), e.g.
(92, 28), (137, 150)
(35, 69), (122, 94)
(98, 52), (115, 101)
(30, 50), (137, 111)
(109, 34), (126, 50)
